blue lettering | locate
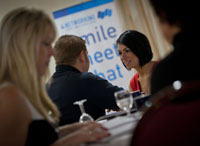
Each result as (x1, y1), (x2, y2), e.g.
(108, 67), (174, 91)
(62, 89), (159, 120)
(88, 43), (119, 66)
(116, 64), (123, 78)
(80, 25), (117, 46)
(107, 69), (117, 81)
(104, 48), (113, 60)
(94, 69), (105, 79)
(113, 43), (119, 57)
(95, 26), (101, 42)
(92, 64), (123, 81)
(107, 26), (117, 38)
(88, 54), (93, 65)
(81, 33), (96, 45)
(94, 51), (103, 63)
(100, 25), (107, 40)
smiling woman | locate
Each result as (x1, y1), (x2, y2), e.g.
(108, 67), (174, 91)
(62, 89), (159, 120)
(116, 30), (158, 94)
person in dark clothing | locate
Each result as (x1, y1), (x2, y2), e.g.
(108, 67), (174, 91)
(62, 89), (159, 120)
(130, 0), (200, 146)
(47, 35), (123, 125)
(150, 0), (200, 94)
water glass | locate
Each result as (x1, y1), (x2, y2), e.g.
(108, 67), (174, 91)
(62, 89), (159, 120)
(114, 90), (137, 115)
(74, 99), (94, 122)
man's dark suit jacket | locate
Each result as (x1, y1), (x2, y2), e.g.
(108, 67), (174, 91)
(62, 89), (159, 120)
(47, 65), (123, 125)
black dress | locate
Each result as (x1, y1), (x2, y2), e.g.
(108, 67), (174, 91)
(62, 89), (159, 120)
(24, 98), (58, 146)
(0, 82), (58, 146)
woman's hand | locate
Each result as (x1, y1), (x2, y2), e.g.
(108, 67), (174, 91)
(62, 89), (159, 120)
(52, 122), (110, 146)
(58, 121), (103, 137)
(57, 122), (85, 137)
(75, 121), (110, 142)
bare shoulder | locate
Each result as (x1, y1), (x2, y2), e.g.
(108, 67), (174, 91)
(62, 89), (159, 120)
(0, 85), (30, 113)
(0, 84), (31, 122)
(0, 84), (31, 145)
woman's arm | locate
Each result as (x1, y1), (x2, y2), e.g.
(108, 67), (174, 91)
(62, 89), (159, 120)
(129, 85), (133, 92)
(0, 85), (31, 146)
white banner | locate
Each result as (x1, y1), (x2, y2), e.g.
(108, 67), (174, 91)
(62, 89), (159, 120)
(53, 0), (135, 89)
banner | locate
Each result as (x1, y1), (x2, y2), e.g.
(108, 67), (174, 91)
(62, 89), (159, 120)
(53, 0), (135, 89)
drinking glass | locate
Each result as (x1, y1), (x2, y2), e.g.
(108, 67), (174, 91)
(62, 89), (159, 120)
(114, 90), (137, 116)
(73, 99), (94, 122)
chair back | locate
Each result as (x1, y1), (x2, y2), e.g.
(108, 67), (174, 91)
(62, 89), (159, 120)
(130, 80), (200, 146)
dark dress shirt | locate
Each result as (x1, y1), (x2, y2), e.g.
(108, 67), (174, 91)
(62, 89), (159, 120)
(47, 65), (123, 125)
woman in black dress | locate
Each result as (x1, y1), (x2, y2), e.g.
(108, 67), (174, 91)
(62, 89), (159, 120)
(0, 7), (110, 146)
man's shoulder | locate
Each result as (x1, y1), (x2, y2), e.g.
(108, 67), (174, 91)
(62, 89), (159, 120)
(81, 72), (104, 80)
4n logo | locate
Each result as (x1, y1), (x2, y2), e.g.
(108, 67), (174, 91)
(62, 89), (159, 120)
(97, 9), (112, 19)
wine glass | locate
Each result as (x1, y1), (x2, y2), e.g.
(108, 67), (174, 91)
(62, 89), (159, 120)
(73, 99), (94, 122)
(114, 90), (137, 116)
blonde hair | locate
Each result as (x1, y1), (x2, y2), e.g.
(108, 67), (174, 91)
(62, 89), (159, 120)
(0, 7), (60, 122)
(54, 35), (87, 65)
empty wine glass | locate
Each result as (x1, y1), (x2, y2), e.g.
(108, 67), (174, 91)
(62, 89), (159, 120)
(73, 99), (94, 122)
(114, 90), (137, 116)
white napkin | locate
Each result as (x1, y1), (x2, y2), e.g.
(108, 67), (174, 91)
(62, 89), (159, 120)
(100, 116), (138, 142)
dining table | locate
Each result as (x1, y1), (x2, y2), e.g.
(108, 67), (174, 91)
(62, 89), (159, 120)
(86, 110), (143, 146)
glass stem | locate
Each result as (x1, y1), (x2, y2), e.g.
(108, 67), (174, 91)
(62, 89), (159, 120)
(127, 111), (131, 116)
(79, 104), (86, 114)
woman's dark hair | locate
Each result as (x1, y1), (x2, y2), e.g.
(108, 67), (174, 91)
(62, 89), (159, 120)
(117, 30), (153, 67)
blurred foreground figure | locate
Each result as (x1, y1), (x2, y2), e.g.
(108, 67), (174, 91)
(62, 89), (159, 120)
(0, 7), (109, 146)
(149, 0), (200, 94)
(130, 0), (200, 146)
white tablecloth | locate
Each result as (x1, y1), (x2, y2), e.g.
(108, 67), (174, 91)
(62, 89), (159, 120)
(87, 112), (142, 146)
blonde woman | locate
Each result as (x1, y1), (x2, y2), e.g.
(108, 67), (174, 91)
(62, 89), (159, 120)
(0, 7), (109, 146)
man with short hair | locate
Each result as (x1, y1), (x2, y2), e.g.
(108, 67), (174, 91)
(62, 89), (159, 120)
(47, 35), (123, 125)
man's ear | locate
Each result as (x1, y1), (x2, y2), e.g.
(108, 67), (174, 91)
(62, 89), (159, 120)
(78, 50), (85, 63)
